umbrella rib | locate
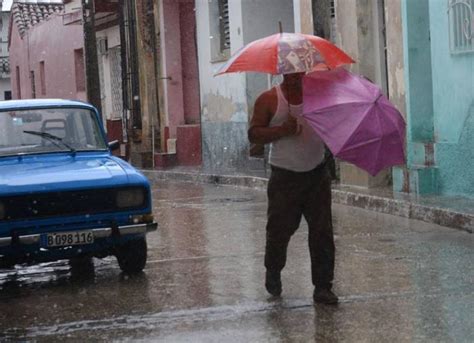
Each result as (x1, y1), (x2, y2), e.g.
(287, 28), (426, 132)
(339, 137), (382, 153)
(338, 106), (375, 151)
(304, 101), (373, 115)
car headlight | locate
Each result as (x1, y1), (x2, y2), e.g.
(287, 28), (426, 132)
(116, 188), (146, 208)
(0, 202), (4, 220)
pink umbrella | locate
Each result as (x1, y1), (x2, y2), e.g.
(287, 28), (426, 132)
(302, 68), (406, 176)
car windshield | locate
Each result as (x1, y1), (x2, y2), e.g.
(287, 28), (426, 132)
(0, 108), (107, 157)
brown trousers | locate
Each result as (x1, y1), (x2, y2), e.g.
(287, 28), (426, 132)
(265, 162), (335, 290)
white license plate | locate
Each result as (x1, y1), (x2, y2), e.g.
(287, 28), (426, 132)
(44, 230), (94, 247)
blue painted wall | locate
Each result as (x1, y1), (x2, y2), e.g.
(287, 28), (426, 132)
(429, 0), (474, 197)
(399, 0), (474, 198)
(402, 0), (434, 145)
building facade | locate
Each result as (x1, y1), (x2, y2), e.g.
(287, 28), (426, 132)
(334, 0), (474, 198)
(393, 0), (474, 198)
(0, 8), (11, 101)
(9, 0), (86, 101)
(8, 0), (472, 200)
(8, 0), (128, 156)
(195, 0), (296, 173)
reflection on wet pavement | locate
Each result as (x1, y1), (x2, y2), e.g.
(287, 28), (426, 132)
(1, 180), (473, 341)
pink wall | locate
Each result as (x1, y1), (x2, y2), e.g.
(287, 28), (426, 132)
(179, 1), (200, 125)
(10, 14), (85, 101)
(163, 0), (185, 137)
(162, 0), (201, 137)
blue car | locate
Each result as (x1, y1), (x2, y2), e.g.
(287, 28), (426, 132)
(0, 99), (157, 274)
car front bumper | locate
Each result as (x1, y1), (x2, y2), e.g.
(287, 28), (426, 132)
(0, 222), (158, 247)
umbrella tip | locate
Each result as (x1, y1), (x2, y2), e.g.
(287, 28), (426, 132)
(278, 21), (283, 34)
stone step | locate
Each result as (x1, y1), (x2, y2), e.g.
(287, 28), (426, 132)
(154, 152), (178, 169)
(393, 165), (438, 194)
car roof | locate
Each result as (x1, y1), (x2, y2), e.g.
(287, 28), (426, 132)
(0, 99), (96, 111)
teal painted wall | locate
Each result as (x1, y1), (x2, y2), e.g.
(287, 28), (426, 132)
(402, 0), (434, 145)
(400, 0), (474, 198)
(430, 0), (473, 143)
(399, 0), (474, 198)
(429, 0), (474, 197)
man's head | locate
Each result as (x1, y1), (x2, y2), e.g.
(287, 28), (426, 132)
(282, 72), (305, 89)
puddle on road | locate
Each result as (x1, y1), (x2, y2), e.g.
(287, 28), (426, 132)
(0, 257), (117, 293)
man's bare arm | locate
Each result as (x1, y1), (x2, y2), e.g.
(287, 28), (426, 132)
(248, 92), (298, 145)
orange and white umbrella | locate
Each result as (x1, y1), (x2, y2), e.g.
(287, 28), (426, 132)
(215, 32), (354, 76)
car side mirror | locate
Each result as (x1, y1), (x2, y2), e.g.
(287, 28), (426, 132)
(108, 140), (120, 151)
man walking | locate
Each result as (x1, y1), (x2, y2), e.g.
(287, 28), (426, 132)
(248, 72), (337, 304)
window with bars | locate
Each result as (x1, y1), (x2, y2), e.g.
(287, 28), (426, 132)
(448, 0), (473, 53)
(209, 0), (230, 62)
(218, 0), (230, 52)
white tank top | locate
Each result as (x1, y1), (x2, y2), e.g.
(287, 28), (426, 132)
(269, 85), (325, 172)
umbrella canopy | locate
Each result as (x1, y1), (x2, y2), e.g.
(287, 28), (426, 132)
(215, 32), (354, 76)
(302, 68), (406, 176)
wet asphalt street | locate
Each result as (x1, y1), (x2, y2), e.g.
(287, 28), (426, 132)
(0, 180), (473, 342)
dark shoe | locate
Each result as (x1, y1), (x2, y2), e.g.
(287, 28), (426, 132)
(265, 270), (282, 296)
(313, 288), (338, 304)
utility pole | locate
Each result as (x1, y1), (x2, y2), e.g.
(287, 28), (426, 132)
(82, 0), (102, 113)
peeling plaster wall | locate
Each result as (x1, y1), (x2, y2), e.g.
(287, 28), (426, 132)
(384, 0), (406, 119)
(196, 0), (295, 172)
(385, 0), (408, 193)
(196, 0), (249, 172)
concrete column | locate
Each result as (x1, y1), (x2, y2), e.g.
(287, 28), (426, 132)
(392, 0), (437, 195)
(130, 0), (160, 167)
(335, 0), (391, 188)
(294, 0), (313, 34)
(385, 0), (406, 120)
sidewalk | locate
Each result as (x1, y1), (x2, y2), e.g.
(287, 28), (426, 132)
(142, 168), (474, 234)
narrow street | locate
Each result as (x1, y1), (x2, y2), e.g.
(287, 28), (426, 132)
(1, 179), (473, 342)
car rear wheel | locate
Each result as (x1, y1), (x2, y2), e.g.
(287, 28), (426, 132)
(116, 237), (147, 274)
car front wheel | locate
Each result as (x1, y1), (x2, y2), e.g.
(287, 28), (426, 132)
(0, 257), (16, 269)
(116, 237), (147, 274)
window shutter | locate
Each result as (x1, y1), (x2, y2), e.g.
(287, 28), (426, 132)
(448, 0), (473, 54)
(219, 0), (230, 52)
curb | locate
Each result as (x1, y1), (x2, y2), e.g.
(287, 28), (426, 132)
(143, 170), (473, 234)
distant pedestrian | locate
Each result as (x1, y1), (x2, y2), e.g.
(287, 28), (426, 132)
(248, 72), (338, 304)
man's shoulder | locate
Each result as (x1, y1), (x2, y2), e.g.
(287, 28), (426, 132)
(257, 87), (277, 103)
